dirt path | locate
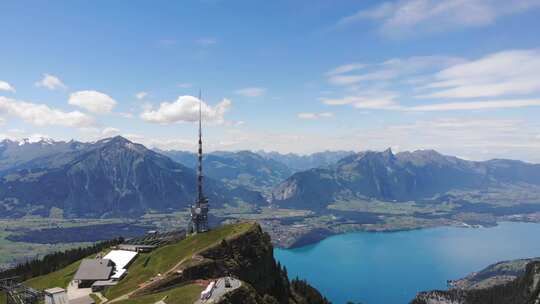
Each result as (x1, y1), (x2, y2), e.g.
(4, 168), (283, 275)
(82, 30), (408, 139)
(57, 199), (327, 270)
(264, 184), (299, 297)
(94, 292), (108, 303)
(106, 254), (199, 303)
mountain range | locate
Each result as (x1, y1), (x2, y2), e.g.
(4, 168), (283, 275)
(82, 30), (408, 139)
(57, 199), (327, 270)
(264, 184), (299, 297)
(272, 148), (540, 210)
(0, 136), (264, 218)
(256, 150), (354, 171)
(160, 150), (292, 194)
(2, 136), (540, 219)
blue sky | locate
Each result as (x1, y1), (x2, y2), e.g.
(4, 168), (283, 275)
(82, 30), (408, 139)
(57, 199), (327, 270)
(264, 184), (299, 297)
(1, 0), (540, 161)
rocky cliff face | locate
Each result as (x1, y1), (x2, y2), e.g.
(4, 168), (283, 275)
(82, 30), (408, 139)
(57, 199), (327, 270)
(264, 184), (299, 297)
(136, 222), (330, 304)
(411, 261), (540, 304)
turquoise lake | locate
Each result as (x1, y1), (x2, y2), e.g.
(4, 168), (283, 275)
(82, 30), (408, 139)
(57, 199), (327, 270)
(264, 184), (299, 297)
(275, 222), (540, 304)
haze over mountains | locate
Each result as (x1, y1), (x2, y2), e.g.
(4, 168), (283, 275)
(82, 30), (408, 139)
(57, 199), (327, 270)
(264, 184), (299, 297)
(1, 136), (540, 219)
(0, 136), (264, 218)
(160, 150), (294, 194)
(272, 149), (540, 210)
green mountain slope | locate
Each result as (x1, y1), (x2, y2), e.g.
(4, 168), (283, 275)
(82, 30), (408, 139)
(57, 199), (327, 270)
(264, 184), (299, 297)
(20, 222), (329, 304)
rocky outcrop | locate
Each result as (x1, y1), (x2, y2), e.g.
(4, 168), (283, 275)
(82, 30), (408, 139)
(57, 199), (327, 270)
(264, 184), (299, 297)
(411, 261), (540, 304)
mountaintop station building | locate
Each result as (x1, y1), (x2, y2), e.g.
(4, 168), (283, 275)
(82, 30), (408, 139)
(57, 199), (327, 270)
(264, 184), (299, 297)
(73, 250), (137, 290)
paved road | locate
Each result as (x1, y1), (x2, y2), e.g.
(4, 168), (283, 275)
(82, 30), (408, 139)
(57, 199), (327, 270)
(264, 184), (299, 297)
(67, 280), (92, 301)
(195, 277), (242, 304)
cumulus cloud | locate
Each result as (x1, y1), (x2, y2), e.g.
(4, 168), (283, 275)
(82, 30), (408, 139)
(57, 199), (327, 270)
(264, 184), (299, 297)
(0, 81), (15, 92)
(338, 0), (540, 37)
(0, 96), (94, 127)
(135, 91), (148, 100)
(69, 90), (117, 114)
(297, 112), (334, 120)
(418, 49), (540, 98)
(35, 74), (66, 90)
(235, 87), (266, 97)
(101, 127), (121, 137)
(140, 95), (232, 124)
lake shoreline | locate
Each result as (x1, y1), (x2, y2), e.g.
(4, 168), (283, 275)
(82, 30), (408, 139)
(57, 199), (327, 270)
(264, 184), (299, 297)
(275, 218), (540, 249)
(275, 221), (540, 304)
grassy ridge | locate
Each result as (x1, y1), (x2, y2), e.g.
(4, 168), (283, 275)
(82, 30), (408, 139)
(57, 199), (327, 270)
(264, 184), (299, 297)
(24, 259), (83, 290)
(115, 284), (203, 304)
(8, 222), (253, 303)
(104, 222), (254, 299)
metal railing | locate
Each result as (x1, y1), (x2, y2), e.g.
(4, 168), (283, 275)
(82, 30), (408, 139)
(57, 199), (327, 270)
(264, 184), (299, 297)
(0, 277), (43, 304)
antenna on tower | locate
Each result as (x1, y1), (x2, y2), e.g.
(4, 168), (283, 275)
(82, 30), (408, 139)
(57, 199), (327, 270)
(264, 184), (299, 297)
(197, 89), (203, 202)
(188, 90), (209, 234)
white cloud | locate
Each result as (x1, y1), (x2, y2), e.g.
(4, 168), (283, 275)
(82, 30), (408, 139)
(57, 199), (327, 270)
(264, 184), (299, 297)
(0, 81), (15, 93)
(140, 95), (232, 124)
(0, 96), (94, 127)
(0, 117), (5, 126)
(322, 90), (401, 110)
(323, 96), (540, 112)
(338, 0), (540, 37)
(235, 87), (266, 97)
(69, 90), (117, 114)
(418, 49), (540, 98)
(178, 83), (193, 88)
(406, 99), (540, 112)
(327, 55), (462, 86)
(297, 112), (334, 120)
(135, 91), (148, 100)
(324, 49), (540, 113)
(35, 73), (66, 90)
(327, 63), (366, 76)
(101, 127), (121, 137)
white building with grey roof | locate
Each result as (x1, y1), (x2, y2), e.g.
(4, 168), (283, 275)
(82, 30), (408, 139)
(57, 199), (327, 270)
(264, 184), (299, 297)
(73, 259), (113, 288)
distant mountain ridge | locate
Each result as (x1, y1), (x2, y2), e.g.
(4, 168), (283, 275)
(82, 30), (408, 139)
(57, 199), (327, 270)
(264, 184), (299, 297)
(272, 148), (540, 210)
(257, 150), (355, 171)
(0, 137), (89, 174)
(0, 136), (265, 218)
(161, 149), (293, 194)
(3, 136), (540, 218)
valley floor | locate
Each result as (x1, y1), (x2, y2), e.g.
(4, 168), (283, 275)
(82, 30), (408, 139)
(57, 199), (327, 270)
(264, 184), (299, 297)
(3, 201), (540, 269)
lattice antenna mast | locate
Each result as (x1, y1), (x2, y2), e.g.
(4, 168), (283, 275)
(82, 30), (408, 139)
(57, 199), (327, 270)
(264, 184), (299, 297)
(197, 90), (204, 202)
